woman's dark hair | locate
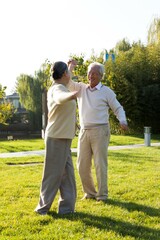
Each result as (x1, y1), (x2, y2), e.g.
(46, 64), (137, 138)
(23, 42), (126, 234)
(51, 61), (68, 80)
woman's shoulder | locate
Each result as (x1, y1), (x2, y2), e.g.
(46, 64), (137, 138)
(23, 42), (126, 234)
(53, 83), (68, 91)
(48, 84), (68, 97)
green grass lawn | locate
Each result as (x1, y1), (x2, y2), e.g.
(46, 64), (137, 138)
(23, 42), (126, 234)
(0, 139), (45, 153)
(0, 143), (160, 239)
(0, 134), (160, 153)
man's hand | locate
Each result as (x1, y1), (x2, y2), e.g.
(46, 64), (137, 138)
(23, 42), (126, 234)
(120, 123), (128, 131)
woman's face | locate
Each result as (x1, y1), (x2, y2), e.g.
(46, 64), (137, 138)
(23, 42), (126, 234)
(64, 69), (70, 84)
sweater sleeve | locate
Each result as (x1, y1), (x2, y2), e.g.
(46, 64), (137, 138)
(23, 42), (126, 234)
(53, 86), (75, 104)
(107, 88), (127, 123)
(67, 78), (82, 92)
(47, 84), (76, 120)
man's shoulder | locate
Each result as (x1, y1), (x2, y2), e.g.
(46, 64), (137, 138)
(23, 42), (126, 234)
(101, 85), (116, 96)
(101, 85), (112, 91)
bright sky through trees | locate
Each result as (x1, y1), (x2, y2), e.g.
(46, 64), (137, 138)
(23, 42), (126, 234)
(0, 0), (159, 94)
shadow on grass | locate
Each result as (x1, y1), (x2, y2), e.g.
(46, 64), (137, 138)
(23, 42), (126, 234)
(0, 145), (16, 153)
(48, 207), (160, 240)
(73, 148), (159, 163)
(72, 152), (77, 157)
(46, 198), (160, 240)
(108, 150), (159, 163)
(106, 199), (160, 217)
(6, 161), (43, 166)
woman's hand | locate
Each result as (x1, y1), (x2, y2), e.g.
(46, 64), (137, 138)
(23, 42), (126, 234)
(68, 59), (78, 72)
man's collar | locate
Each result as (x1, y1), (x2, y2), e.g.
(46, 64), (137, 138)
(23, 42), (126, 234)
(95, 82), (102, 90)
(88, 82), (102, 91)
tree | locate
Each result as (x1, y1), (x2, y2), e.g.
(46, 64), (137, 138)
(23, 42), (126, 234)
(12, 32), (160, 134)
(0, 85), (14, 124)
(16, 74), (43, 130)
(16, 60), (51, 131)
(104, 40), (160, 133)
(148, 17), (160, 44)
(115, 38), (131, 54)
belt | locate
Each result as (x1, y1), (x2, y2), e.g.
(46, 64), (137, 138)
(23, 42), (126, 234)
(83, 123), (108, 129)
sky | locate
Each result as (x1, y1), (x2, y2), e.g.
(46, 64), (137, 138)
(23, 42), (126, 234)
(0, 0), (159, 95)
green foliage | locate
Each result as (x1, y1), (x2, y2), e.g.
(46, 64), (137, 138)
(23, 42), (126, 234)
(69, 54), (88, 83)
(104, 40), (160, 133)
(0, 103), (14, 124)
(16, 75), (40, 112)
(16, 60), (51, 130)
(0, 84), (6, 98)
(16, 75), (41, 130)
(0, 85), (14, 124)
(148, 17), (160, 44)
(115, 38), (131, 53)
(36, 59), (52, 91)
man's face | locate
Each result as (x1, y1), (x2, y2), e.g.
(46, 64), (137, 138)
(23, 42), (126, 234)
(88, 66), (102, 88)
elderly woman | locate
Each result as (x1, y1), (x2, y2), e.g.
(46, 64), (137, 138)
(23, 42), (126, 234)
(35, 61), (78, 215)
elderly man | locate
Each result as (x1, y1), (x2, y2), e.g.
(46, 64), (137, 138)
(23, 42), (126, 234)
(68, 61), (128, 201)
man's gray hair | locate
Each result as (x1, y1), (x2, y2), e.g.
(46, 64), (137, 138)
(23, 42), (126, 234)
(88, 62), (105, 76)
